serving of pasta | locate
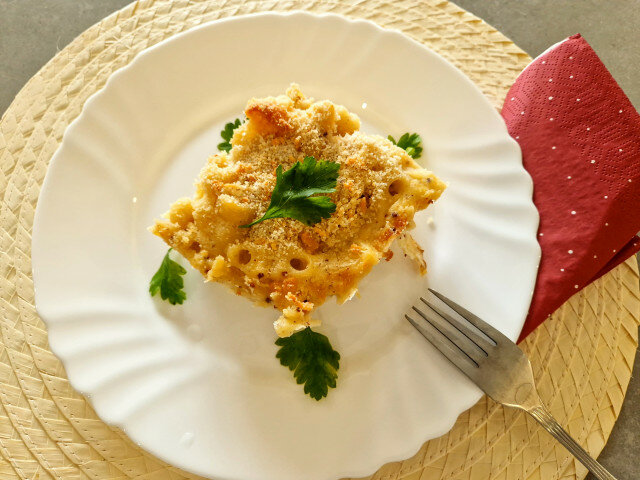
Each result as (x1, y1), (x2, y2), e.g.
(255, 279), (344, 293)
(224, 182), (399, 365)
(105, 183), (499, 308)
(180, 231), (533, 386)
(151, 85), (446, 337)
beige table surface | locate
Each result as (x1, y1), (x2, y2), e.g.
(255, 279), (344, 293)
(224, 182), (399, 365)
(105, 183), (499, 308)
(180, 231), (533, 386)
(0, 1), (638, 479)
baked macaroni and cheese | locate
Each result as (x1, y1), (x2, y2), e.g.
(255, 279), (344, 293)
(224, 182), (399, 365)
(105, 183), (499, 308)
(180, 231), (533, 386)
(151, 85), (446, 337)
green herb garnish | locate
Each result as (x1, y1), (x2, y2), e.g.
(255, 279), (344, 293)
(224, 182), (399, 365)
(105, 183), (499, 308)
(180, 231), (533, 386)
(241, 156), (340, 228)
(217, 118), (243, 152)
(388, 132), (423, 159)
(149, 248), (187, 305)
(276, 327), (341, 400)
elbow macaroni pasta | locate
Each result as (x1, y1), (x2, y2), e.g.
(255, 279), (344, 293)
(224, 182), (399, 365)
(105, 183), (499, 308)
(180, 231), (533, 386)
(151, 85), (446, 336)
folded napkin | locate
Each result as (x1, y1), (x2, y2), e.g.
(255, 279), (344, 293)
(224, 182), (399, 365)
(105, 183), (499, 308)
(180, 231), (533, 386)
(501, 34), (640, 341)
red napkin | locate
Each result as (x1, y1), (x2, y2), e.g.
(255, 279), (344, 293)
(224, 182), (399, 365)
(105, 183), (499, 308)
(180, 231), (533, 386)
(501, 34), (640, 342)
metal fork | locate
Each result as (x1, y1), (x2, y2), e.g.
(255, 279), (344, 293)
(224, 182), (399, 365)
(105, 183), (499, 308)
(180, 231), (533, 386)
(406, 289), (619, 480)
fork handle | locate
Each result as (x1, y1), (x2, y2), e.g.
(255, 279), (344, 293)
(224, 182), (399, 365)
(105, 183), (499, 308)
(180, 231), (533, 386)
(527, 406), (618, 480)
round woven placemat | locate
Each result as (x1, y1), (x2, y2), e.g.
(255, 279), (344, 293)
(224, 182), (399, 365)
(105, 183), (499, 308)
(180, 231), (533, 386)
(0, 1), (638, 479)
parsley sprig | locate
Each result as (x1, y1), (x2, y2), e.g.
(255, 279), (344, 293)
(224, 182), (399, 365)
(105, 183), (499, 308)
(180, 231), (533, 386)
(388, 132), (423, 159)
(149, 248), (187, 305)
(276, 327), (341, 400)
(241, 156), (340, 228)
(217, 118), (243, 153)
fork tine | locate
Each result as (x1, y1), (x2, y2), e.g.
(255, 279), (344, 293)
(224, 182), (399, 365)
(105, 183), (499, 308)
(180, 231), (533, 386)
(419, 297), (493, 353)
(412, 305), (487, 365)
(405, 313), (480, 382)
(428, 289), (511, 344)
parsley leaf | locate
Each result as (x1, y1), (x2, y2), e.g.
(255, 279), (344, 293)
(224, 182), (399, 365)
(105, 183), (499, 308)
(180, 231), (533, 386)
(388, 132), (423, 159)
(241, 156), (340, 228)
(217, 118), (243, 153)
(275, 327), (340, 400)
(149, 248), (187, 305)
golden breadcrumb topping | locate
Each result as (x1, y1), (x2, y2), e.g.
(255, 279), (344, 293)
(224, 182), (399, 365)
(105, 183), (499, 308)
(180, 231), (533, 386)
(151, 85), (446, 336)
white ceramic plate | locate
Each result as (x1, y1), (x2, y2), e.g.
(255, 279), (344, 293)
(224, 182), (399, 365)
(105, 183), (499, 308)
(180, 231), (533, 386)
(32, 12), (540, 480)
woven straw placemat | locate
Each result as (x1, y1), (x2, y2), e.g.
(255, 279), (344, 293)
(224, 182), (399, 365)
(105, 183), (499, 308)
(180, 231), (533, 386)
(0, 1), (638, 479)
